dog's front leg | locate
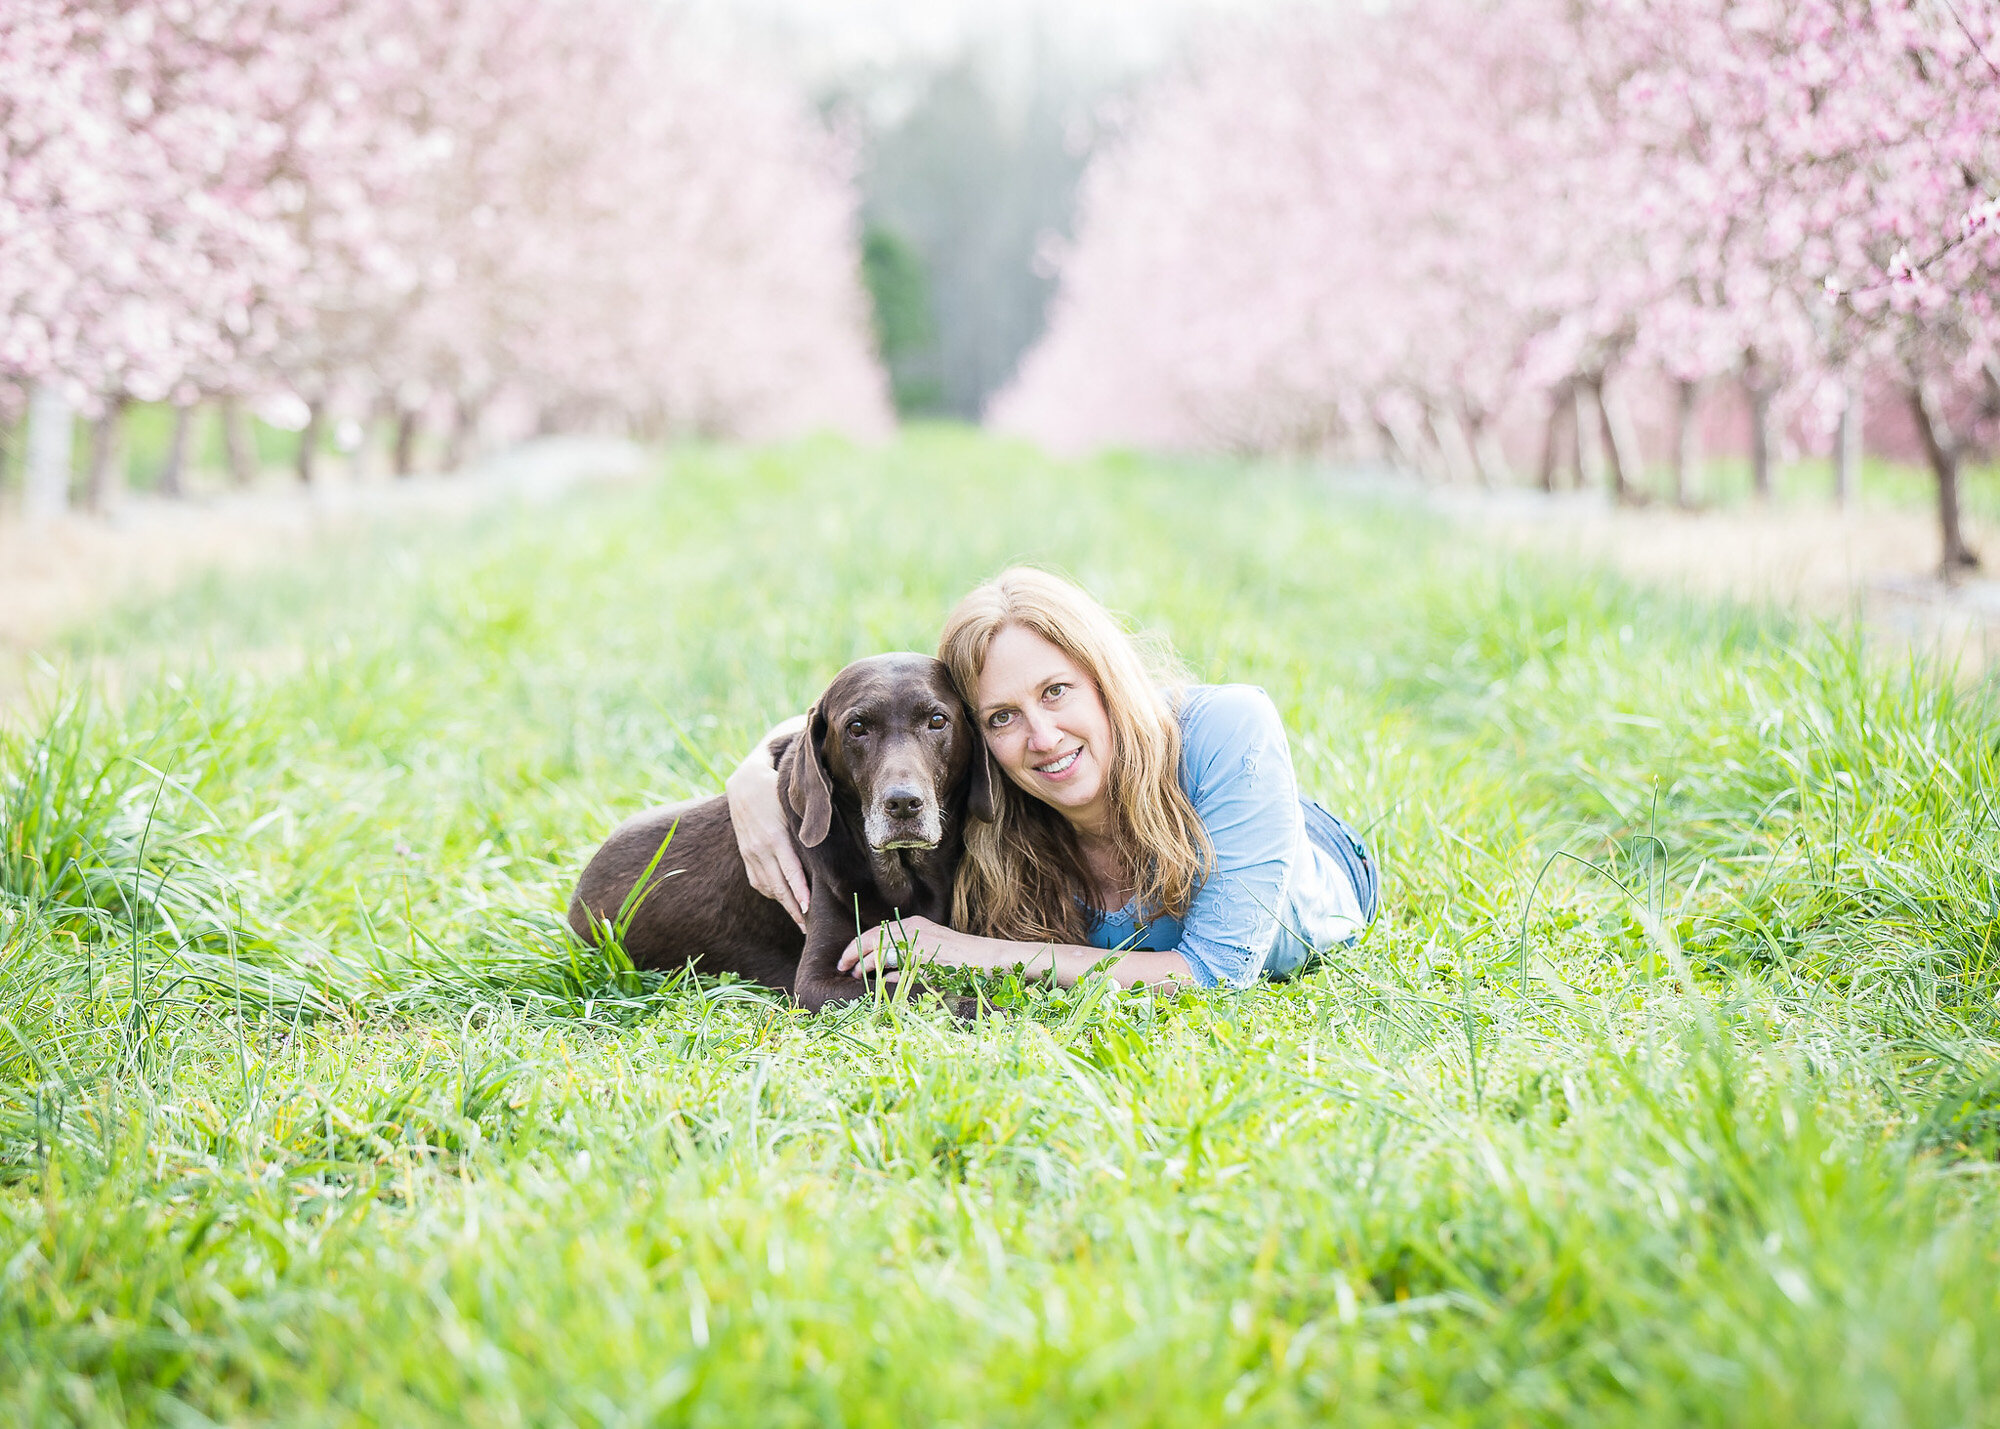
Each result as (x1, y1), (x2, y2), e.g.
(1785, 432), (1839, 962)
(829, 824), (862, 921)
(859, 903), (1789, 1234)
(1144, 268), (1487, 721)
(791, 888), (981, 1020)
(791, 889), (869, 1013)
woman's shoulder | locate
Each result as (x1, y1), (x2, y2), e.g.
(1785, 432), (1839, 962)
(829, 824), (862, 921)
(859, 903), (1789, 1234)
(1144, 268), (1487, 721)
(1174, 683), (1286, 780)
(1177, 682), (1283, 738)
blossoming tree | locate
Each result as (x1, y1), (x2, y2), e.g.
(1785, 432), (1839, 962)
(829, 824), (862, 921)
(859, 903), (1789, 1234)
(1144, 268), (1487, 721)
(995, 0), (2000, 571)
(1, 0), (887, 511)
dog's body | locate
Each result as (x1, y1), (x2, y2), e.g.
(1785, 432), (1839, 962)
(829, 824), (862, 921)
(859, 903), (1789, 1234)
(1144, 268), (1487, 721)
(566, 791), (809, 992)
(567, 654), (991, 1012)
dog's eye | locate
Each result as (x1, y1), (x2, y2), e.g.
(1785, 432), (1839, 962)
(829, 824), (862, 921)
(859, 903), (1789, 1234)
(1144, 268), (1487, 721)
(927, 712), (948, 730)
(846, 719), (867, 738)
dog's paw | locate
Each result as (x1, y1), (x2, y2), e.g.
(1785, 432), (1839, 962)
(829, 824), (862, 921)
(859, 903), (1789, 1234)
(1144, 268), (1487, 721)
(893, 979), (984, 1022)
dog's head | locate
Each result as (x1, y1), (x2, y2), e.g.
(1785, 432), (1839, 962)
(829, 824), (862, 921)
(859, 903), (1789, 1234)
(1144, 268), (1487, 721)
(787, 653), (995, 852)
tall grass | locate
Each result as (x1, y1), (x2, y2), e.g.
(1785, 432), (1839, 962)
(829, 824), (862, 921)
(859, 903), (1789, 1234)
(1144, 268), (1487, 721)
(1, 429), (1995, 1425)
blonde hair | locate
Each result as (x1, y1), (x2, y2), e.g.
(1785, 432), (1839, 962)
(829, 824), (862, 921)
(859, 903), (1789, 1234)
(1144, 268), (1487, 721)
(938, 567), (1213, 944)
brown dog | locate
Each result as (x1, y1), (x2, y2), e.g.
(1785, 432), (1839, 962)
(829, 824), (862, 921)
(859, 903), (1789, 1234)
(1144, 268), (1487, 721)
(567, 653), (994, 1011)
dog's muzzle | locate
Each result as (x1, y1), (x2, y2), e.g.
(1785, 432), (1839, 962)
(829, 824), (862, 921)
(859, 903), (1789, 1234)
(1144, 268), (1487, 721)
(865, 788), (943, 852)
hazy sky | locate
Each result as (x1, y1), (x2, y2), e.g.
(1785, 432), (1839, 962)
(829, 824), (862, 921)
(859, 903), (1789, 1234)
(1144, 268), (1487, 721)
(679, 0), (1300, 93)
(670, 0), (1316, 416)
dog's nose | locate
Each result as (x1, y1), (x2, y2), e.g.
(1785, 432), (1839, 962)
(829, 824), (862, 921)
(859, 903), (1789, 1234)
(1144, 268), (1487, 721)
(883, 789), (927, 821)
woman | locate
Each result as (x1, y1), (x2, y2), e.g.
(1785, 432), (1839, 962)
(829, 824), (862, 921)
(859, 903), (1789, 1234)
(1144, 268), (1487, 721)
(725, 568), (1377, 990)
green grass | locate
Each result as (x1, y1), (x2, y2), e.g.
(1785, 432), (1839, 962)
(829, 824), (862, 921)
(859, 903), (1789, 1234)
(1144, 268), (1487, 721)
(110, 403), (377, 491)
(1647, 450), (1999, 518)
(1, 428), (1997, 1425)
(0, 403), (388, 501)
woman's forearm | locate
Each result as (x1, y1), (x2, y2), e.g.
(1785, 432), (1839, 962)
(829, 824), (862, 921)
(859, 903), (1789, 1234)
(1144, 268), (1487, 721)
(744, 714), (807, 769)
(931, 927), (1193, 990)
(726, 712), (812, 925)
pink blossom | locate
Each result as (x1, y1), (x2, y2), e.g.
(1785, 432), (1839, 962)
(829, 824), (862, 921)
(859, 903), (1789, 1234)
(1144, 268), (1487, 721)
(996, 0), (2000, 458)
(0, 0), (888, 436)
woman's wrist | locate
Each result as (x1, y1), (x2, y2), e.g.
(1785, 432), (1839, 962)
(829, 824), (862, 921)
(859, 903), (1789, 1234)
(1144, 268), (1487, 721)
(1105, 948), (1194, 990)
(958, 935), (1188, 990)
(851, 919), (1194, 993)
(872, 924), (1095, 986)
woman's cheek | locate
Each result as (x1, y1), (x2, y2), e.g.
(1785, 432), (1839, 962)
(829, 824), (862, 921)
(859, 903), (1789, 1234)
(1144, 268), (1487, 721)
(982, 729), (1029, 787)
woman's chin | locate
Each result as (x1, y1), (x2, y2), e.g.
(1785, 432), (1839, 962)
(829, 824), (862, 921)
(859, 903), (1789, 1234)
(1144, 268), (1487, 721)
(1032, 773), (1105, 817)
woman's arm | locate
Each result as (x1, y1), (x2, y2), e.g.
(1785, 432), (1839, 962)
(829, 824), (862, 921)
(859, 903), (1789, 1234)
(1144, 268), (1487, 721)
(1164, 685), (1307, 989)
(724, 714), (809, 928)
(841, 686), (1309, 993)
(839, 916), (1193, 991)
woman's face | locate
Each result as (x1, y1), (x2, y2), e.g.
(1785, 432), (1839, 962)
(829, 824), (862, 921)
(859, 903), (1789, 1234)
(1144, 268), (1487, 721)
(973, 623), (1115, 836)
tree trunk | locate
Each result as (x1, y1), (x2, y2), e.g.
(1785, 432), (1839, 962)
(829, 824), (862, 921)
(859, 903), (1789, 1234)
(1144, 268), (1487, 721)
(1592, 376), (1643, 506)
(1573, 382), (1606, 493)
(1378, 406), (1436, 480)
(85, 396), (129, 513)
(1538, 384), (1571, 492)
(345, 412), (372, 483)
(1369, 417), (1399, 470)
(1428, 405), (1480, 485)
(1672, 379), (1702, 508)
(23, 382), (74, 520)
(21, 384), (72, 517)
(392, 406), (419, 478)
(221, 398), (257, 486)
(0, 407), (18, 499)
(444, 397), (475, 471)
(1834, 378), (1862, 508)
(1471, 421), (1511, 488)
(1748, 381), (1776, 501)
(159, 402), (194, 498)
(1910, 380), (1979, 575)
(296, 398), (324, 485)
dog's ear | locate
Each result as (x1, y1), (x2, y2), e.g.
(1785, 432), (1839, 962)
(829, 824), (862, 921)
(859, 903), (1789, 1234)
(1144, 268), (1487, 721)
(966, 732), (998, 823)
(786, 702), (835, 848)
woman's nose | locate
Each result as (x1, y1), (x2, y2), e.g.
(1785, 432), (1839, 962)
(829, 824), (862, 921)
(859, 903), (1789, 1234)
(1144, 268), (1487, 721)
(1022, 709), (1060, 749)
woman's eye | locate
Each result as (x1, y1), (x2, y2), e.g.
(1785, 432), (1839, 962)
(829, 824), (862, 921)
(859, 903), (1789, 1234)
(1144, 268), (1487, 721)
(1045, 683), (1068, 702)
(987, 710), (1013, 729)
(927, 712), (948, 730)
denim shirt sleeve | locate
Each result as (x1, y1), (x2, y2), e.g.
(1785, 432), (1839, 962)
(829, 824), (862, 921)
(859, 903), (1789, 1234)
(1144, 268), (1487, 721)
(1170, 685), (1301, 990)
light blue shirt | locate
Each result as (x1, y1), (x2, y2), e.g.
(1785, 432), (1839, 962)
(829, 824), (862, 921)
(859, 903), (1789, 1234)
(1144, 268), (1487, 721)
(1087, 684), (1365, 989)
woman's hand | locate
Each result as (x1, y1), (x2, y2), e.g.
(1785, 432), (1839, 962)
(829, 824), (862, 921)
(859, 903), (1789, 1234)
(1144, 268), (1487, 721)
(725, 715), (810, 929)
(839, 915), (1005, 979)
(838, 916), (1193, 991)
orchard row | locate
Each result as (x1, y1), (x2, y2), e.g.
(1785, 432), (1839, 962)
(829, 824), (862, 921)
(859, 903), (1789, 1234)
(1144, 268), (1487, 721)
(1, 0), (887, 508)
(999, 0), (2000, 567)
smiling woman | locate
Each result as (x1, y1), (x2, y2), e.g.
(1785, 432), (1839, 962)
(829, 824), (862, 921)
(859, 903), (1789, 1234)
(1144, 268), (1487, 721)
(726, 567), (1377, 990)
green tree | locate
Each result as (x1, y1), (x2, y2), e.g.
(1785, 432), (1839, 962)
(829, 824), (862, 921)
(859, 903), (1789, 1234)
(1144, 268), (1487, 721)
(862, 225), (944, 415)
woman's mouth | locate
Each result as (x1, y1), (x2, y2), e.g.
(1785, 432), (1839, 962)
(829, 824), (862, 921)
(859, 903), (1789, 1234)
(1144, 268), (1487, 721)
(1034, 748), (1082, 778)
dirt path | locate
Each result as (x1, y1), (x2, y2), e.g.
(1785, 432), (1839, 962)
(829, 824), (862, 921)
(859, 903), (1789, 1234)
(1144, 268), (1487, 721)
(0, 437), (651, 709)
(1430, 486), (2000, 664)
